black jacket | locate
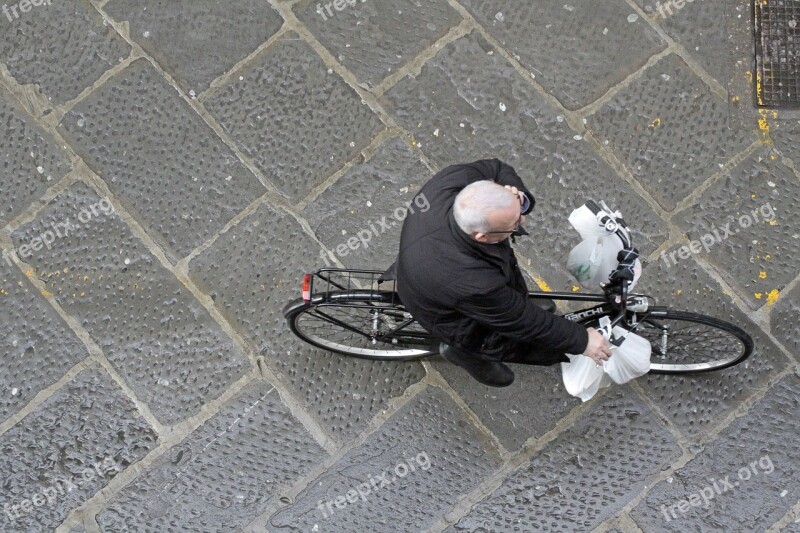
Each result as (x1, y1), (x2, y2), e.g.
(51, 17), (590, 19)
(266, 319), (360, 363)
(396, 159), (589, 363)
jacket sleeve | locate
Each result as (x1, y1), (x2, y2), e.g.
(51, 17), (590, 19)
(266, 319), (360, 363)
(456, 283), (589, 354)
(431, 159), (535, 215)
(464, 159), (535, 215)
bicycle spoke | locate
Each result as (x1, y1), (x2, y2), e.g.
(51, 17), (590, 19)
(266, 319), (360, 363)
(292, 299), (434, 358)
(582, 308), (752, 373)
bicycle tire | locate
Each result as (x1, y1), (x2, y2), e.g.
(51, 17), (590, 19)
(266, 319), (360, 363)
(578, 307), (754, 374)
(283, 290), (436, 360)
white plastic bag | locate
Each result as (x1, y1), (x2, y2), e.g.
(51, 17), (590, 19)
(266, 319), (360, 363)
(561, 318), (651, 401)
(566, 203), (642, 290)
(561, 352), (613, 402)
(568, 204), (610, 240)
(604, 325), (652, 384)
(566, 235), (621, 287)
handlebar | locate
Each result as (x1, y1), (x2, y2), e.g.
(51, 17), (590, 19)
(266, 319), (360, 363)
(583, 200), (639, 329)
(584, 200), (631, 249)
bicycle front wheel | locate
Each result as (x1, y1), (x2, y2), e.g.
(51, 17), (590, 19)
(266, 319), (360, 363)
(283, 291), (436, 360)
(579, 307), (753, 374)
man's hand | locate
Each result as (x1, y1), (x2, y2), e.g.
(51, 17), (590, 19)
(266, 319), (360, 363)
(503, 184), (531, 213)
(583, 327), (612, 365)
(503, 185), (524, 205)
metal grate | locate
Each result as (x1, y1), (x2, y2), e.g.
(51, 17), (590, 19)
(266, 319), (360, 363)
(755, 0), (800, 107)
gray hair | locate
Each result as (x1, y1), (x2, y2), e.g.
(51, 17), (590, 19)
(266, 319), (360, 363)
(453, 180), (515, 234)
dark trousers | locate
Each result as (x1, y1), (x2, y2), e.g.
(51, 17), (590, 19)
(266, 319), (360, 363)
(445, 341), (569, 367)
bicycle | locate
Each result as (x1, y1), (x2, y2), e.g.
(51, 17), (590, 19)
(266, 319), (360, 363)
(283, 201), (753, 374)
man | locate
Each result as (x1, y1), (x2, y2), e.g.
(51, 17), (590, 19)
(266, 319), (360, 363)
(396, 159), (611, 387)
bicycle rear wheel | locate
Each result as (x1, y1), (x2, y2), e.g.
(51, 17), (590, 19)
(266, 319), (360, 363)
(579, 307), (753, 374)
(283, 290), (436, 360)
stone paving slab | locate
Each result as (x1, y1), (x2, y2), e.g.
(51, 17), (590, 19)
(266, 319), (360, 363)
(96, 380), (326, 532)
(587, 53), (753, 211)
(771, 283), (799, 358)
(448, 386), (682, 532)
(0, 0), (796, 530)
(11, 182), (250, 426)
(634, 248), (788, 438)
(430, 361), (580, 452)
(265, 386), (502, 532)
(770, 115), (800, 166)
(103, 0), (284, 94)
(460, 0), (666, 110)
(188, 202), (425, 443)
(785, 517), (800, 533)
(59, 58), (267, 262)
(294, 0), (462, 88)
(0, 0), (130, 104)
(382, 31), (669, 290)
(203, 31), (385, 202)
(0, 367), (157, 532)
(631, 373), (800, 531)
(0, 90), (71, 226)
(302, 136), (431, 269)
(636, 0), (750, 88)
(0, 258), (89, 423)
(675, 147), (799, 309)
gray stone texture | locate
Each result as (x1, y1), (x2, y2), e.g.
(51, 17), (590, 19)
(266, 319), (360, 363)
(267, 386), (502, 531)
(0, 90), (71, 226)
(0, 0), (130, 104)
(770, 115), (800, 168)
(0, 368), (157, 532)
(188, 202), (425, 443)
(771, 283), (799, 356)
(450, 387), (681, 531)
(11, 183), (250, 425)
(460, 0), (666, 110)
(634, 0), (760, 149)
(96, 380), (325, 532)
(59, 59), (267, 261)
(103, 0), (284, 93)
(383, 31), (669, 290)
(587, 53), (752, 211)
(636, 0), (750, 88)
(0, 0), (795, 529)
(204, 32), (385, 201)
(634, 249), (788, 438)
(294, 0), (462, 88)
(675, 148), (799, 309)
(0, 258), (89, 423)
(631, 374), (800, 531)
(302, 136), (431, 268)
(430, 361), (580, 452)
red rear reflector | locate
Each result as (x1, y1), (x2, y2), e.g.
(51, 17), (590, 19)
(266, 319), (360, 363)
(301, 274), (312, 302)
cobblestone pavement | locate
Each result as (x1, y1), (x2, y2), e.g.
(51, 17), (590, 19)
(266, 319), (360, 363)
(1, 0), (798, 531)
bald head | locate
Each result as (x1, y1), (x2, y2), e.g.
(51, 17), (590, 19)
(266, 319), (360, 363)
(453, 181), (521, 240)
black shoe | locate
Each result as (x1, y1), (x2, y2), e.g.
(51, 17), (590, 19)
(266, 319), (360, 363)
(439, 342), (514, 387)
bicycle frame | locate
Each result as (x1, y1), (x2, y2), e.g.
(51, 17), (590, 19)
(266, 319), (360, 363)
(296, 200), (645, 336)
(529, 290), (609, 318)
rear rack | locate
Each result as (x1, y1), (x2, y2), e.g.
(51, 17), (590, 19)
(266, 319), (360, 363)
(303, 268), (401, 306)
